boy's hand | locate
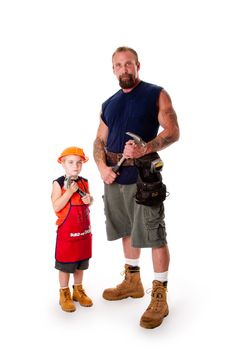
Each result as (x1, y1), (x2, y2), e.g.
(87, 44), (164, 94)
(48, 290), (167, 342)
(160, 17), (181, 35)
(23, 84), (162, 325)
(81, 194), (93, 205)
(67, 181), (78, 194)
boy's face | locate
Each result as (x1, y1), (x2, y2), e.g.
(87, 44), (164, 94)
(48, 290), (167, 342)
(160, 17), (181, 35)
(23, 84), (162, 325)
(61, 155), (83, 178)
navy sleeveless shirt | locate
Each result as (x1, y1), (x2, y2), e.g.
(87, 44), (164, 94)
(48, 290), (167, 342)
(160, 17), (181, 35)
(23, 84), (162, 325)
(101, 81), (163, 184)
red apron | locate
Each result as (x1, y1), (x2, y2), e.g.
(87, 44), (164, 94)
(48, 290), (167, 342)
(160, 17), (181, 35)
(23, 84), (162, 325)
(55, 203), (92, 263)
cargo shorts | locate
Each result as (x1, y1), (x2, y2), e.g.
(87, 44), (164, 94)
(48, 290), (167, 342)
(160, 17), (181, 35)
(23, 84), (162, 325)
(103, 183), (167, 248)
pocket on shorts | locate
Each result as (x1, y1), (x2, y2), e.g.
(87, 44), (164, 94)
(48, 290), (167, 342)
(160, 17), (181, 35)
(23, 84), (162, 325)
(147, 222), (166, 242)
(144, 205), (166, 242)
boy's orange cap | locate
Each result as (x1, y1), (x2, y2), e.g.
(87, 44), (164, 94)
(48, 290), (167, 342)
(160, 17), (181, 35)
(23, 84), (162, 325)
(57, 147), (89, 163)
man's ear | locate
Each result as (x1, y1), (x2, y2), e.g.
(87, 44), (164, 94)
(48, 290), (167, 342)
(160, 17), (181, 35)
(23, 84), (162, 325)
(137, 62), (141, 71)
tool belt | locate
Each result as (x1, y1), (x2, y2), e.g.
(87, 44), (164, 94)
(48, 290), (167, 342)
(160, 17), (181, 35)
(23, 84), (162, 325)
(106, 151), (134, 167)
(134, 152), (167, 206)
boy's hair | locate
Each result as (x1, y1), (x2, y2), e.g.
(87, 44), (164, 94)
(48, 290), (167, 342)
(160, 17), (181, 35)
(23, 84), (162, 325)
(112, 46), (139, 64)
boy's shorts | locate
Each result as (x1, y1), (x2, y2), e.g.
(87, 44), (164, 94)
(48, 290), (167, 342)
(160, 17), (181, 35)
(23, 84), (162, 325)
(103, 183), (167, 248)
(55, 259), (89, 273)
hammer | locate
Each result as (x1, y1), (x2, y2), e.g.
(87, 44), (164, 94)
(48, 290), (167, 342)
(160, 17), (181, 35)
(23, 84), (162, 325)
(127, 132), (164, 172)
(112, 132), (146, 173)
(65, 176), (86, 196)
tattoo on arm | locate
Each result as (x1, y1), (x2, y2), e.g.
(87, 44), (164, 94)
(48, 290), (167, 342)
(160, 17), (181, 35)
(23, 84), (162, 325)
(149, 135), (174, 152)
(147, 103), (179, 152)
(93, 137), (106, 164)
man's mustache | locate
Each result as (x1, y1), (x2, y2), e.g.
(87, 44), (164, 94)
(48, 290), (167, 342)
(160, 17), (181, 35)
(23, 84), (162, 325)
(120, 73), (132, 79)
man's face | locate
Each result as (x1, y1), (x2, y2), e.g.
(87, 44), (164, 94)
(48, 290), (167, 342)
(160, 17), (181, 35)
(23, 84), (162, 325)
(112, 51), (140, 89)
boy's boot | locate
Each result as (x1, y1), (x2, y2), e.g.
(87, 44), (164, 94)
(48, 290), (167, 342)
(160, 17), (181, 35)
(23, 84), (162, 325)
(73, 284), (93, 307)
(59, 287), (76, 312)
(103, 264), (144, 301)
(140, 280), (169, 329)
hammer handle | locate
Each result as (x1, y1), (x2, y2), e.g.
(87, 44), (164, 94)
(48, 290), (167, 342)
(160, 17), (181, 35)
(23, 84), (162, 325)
(112, 156), (126, 173)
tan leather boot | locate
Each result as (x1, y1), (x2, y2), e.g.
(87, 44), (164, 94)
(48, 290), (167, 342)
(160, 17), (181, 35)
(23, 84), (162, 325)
(103, 264), (144, 301)
(140, 280), (169, 329)
(73, 284), (93, 307)
(59, 287), (76, 312)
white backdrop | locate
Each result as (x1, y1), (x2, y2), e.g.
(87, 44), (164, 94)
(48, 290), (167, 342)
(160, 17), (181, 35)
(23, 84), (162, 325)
(1, 0), (232, 349)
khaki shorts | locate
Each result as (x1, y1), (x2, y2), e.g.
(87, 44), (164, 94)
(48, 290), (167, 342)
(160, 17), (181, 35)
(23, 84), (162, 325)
(103, 183), (167, 248)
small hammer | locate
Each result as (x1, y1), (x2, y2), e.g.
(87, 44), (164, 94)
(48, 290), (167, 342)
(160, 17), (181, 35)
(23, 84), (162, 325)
(112, 132), (146, 173)
(65, 176), (86, 196)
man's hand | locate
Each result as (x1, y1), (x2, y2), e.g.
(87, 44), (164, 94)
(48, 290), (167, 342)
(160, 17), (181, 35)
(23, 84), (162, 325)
(123, 140), (147, 159)
(99, 164), (117, 184)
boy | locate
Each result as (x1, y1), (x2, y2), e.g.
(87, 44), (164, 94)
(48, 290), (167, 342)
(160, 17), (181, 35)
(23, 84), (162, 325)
(51, 146), (93, 312)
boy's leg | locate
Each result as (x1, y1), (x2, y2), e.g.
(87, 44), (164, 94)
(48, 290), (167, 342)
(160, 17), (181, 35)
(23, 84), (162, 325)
(73, 269), (83, 285)
(59, 271), (76, 312)
(72, 263), (93, 307)
(59, 270), (70, 288)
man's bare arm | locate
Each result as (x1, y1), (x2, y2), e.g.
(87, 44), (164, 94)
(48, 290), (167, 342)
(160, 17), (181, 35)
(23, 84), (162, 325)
(146, 89), (180, 153)
(93, 118), (108, 168)
(93, 117), (117, 184)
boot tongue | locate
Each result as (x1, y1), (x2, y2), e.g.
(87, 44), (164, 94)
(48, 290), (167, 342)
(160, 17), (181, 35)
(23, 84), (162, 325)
(153, 280), (167, 288)
(152, 281), (166, 298)
(153, 280), (164, 285)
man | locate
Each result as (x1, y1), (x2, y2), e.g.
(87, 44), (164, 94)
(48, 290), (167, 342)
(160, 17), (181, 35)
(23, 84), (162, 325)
(93, 46), (179, 329)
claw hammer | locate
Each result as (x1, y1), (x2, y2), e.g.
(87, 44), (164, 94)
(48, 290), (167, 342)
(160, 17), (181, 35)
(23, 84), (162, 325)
(65, 176), (86, 196)
(112, 132), (146, 173)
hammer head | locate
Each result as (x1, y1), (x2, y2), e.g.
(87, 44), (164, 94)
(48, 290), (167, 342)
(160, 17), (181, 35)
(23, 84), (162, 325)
(126, 132), (146, 147)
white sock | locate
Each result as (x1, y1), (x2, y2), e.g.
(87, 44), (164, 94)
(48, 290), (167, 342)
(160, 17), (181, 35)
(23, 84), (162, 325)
(154, 271), (168, 283)
(125, 258), (140, 267)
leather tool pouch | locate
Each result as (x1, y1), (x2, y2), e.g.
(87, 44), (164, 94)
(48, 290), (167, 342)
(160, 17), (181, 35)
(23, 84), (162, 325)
(134, 153), (167, 206)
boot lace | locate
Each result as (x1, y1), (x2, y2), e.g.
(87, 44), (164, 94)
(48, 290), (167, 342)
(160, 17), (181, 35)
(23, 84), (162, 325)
(146, 287), (165, 311)
(115, 266), (139, 289)
(114, 271), (127, 289)
(63, 289), (72, 301)
(77, 286), (88, 297)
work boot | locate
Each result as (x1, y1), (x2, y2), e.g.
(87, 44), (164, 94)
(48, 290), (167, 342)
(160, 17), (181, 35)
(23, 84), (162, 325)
(103, 264), (144, 301)
(140, 280), (169, 329)
(59, 287), (76, 312)
(73, 284), (93, 307)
